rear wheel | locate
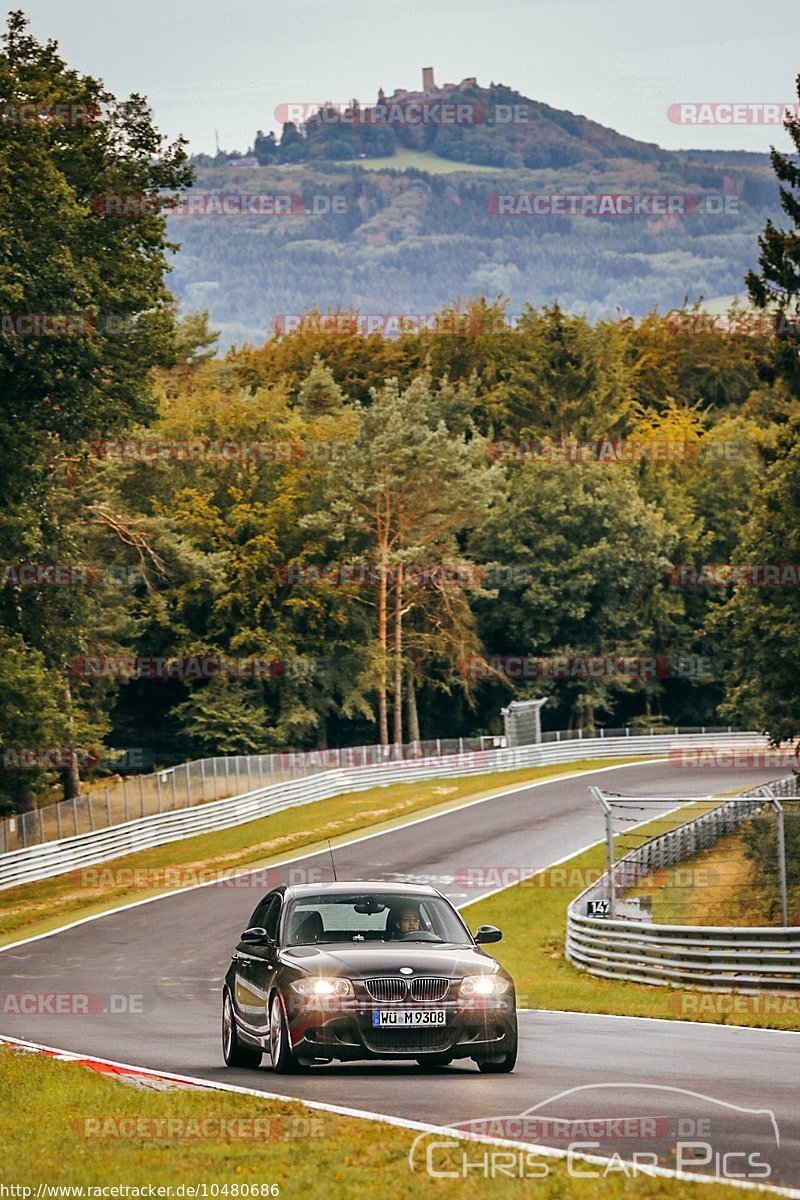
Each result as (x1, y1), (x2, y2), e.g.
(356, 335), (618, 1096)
(269, 995), (307, 1073)
(222, 989), (262, 1068)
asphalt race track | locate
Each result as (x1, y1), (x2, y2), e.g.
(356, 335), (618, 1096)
(2, 761), (798, 1190)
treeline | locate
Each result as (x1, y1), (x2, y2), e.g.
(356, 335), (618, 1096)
(3, 295), (799, 814)
(170, 160), (782, 351)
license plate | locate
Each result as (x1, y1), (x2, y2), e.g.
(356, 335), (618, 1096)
(372, 1008), (447, 1027)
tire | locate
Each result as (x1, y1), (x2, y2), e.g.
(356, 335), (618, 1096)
(475, 1030), (517, 1073)
(222, 989), (262, 1069)
(268, 994), (307, 1074)
(476, 1044), (517, 1073)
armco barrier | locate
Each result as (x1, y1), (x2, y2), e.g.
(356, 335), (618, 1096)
(0, 732), (773, 891)
(566, 775), (800, 992)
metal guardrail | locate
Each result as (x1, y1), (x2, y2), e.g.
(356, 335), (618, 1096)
(566, 776), (800, 992)
(0, 730), (769, 891)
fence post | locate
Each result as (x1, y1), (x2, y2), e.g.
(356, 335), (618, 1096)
(38, 806), (45, 844)
(171, 771), (178, 811)
(56, 803), (63, 841)
(774, 799), (789, 926)
(269, 756), (275, 786)
(200, 758), (207, 802)
(234, 757), (241, 793)
(72, 796), (79, 835)
(105, 788), (112, 826)
(139, 775), (145, 818)
(156, 773), (163, 813)
(185, 763), (192, 807)
(123, 778), (129, 823)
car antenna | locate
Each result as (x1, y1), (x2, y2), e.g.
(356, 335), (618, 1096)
(327, 839), (338, 882)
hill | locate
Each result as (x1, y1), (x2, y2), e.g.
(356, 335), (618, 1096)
(170, 73), (784, 349)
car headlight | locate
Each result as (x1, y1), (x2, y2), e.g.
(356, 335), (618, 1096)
(460, 975), (510, 997)
(289, 977), (354, 998)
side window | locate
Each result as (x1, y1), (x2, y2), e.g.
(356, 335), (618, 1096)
(249, 892), (277, 929)
(262, 896), (281, 941)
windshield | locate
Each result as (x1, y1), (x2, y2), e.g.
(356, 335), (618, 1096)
(282, 892), (471, 946)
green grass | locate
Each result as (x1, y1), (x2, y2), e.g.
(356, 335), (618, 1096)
(463, 803), (800, 1032)
(0, 1046), (761, 1197)
(0, 758), (649, 947)
(354, 147), (503, 174)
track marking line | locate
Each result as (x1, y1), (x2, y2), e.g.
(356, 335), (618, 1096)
(1, 1033), (797, 1198)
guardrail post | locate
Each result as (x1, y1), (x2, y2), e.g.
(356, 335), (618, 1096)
(774, 799), (789, 927)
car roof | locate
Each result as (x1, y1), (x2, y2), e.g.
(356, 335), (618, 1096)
(283, 881), (441, 899)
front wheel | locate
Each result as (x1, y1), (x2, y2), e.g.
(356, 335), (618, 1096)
(269, 995), (307, 1073)
(476, 1045), (517, 1073)
(222, 989), (262, 1068)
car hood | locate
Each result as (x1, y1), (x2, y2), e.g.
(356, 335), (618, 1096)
(279, 942), (504, 978)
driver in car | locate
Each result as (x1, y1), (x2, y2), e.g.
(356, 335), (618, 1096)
(388, 903), (422, 938)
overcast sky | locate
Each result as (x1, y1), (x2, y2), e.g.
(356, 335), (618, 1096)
(14, 0), (800, 156)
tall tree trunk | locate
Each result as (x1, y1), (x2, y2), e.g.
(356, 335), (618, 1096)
(406, 672), (421, 744)
(60, 681), (81, 800)
(377, 541), (389, 747)
(393, 565), (404, 747)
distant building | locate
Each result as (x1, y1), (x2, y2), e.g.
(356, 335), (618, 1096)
(227, 156), (260, 168)
(384, 71), (481, 107)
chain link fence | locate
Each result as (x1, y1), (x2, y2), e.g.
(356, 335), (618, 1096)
(590, 776), (800, 927)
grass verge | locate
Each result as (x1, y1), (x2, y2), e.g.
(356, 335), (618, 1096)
(0, 758), (648, 948)
(621, 827), (800, 927)
(0, 1045), (764, 1198)
(463, 803), (800, 1032)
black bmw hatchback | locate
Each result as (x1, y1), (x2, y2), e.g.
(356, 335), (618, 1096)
(222, 881), (518, 1073)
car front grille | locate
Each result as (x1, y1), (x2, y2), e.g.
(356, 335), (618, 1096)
(410, 977), (450, 1002)
(364, 976), (451, 1002)
(365, 977), (408, 1002)
(364, 1027), (453, 1055)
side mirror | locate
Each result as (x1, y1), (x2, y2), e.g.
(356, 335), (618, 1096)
(240, 926), (272, 945)
(474, 924), (502, 944)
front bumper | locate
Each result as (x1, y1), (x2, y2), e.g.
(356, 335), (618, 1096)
(284, 994), (517, 1061)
